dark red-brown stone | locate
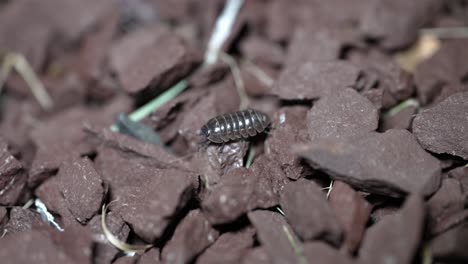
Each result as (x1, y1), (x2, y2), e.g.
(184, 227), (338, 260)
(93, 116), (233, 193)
(202, 163), (284, 225)
(35, 176), (78, 228)
(265, 107), (309, 180)
(427, 178), (468, 235)
(297, 129), (442, 198)
(138, 248), (161, 264)
(196, 227), (255, 264)
(414, 40), (468, 106)
(0, 137), (27, 205)
(329, 181), (372, 253)
(57, 157), (105, 224)
(307, 88), (379, 141)
(2, 207), (46, 234)
(360, 0), (441, 49)
(359, 195), (426, 264)
(30, 98), (132, 186)
(431, 223), (468, 263)
(248, 210), (303, 264)
(279, 178), (343, 246)
(112, 168), (195, 242)
(272, 61), (361, 101)
(87, 212), (131, 264)
(0, 230), (76, 263)
(162, 210), (219, 264)
(115, 30), (200, 97)
(413, 92), (468, 160)
(241, 247), (270, 264)
(303, 242), (354, 264)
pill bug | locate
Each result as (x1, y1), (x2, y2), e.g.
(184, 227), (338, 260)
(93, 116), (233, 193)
(200, 109), (271, 144)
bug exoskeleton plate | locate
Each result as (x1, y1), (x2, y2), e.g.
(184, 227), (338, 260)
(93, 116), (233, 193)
(200, 109), (271, 144)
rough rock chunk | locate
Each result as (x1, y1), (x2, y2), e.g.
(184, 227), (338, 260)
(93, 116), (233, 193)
(240, 36), (284, 68)
(284, 28), (357, 67)
(241, 247), (270, 264)
(272, 61), (361, 100)
(431, 223), (468, 263)
(307, 88), (379, 141)
(381, 103), (418, 131)
(265, 107), (309, 180)
(57, 158), (104, 223)
(2, 207), (46, 234)
(448, 166), (468, 201)
(248, 210), (303, 264)
(303, 242), (354, 264)
(0, 230), (76, 263)
(329, 181), (372, 253)
(0, 225), (94, 264)
(360, 0), (441, 49)
(427, 178), (467, 235)
(116, 31), (200, 97)
(196, 227), (255, 264)
(280, 179), (343, 246)
(0, 207), (7, 227)
(202, 162), (284, 225)
(0, 0), (115, 70)
(162, 210), (219, 264)
(412, 92), (468, 160)
(191, 141), (249, 187)
(87, 212), (130, 264)
(30, 99), (132, 186)
(138, 248), (161, 264)
(351, 51), (414, 109)
(359, 195), (425, 264)
(113, 169), (195, 242)
(0, 138), (27, 205)
(35, 177), (77, 228)
(297, 129), (442, 197)
(415, 40), (468, 105)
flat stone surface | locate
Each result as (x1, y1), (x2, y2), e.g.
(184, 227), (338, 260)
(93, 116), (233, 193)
(359, 195), (425, 264)
(162, 210), (219, 264)
(202, 163), (284, 225)
(116, 31), (200, 97)
(3, 207), (46, 234)
(427, 178), (467, 235)
(381, 104), (418, 131)
(30, 98), (132, 187)
(241, 247), (270, 264)
(431, 223), (468, 263)
(240, 36), (284, 68)
(0, 230), (76, 264)
(265, 106), (309, 180)
(360, 0), (442, 49)
(415, 40), (468, 105)
(87, 212), (130, 264)
(329, 181), (372, 253)
(0, 138), (27, 205)
(303, 242), (354, 264)
(113, 168), (195, 242)
(35, 176), (78, 228)
(272, 61), (361, 100)
(138, 248), (161, 264)
(297, 129), (442, 198)
(196, 227), (255, 264)
(413, 92), (468, 160)
(280, 179), (343, 246)
(248, 210), (303, 264)
(57, 157), (104, 223)
(307, 88), (379, 141)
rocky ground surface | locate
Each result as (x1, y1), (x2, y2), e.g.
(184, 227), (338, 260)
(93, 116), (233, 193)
(0, 0), (467, 263)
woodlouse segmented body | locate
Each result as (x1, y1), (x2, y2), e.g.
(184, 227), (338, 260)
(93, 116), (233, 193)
(200, 109), (271, 143)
